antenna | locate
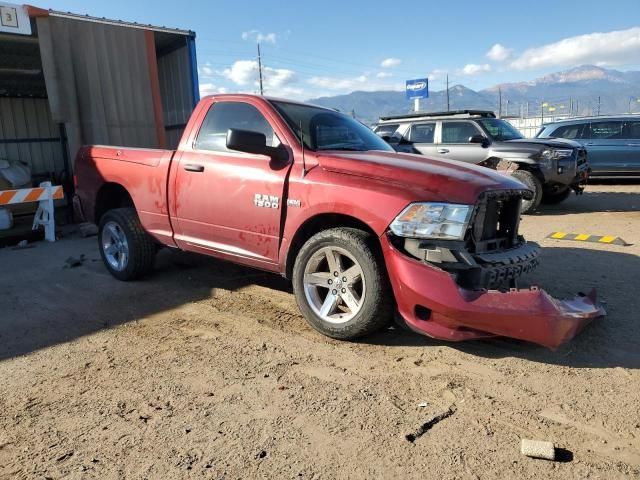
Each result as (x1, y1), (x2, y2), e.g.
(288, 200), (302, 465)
(299, 121), (307, 179)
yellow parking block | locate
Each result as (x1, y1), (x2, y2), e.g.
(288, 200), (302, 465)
(547, 232), (630, 246)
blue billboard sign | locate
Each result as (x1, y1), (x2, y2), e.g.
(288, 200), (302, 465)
(405, 78), (429, 100)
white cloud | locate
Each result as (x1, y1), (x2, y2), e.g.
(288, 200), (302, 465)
(428, 69), (447, 81)
(376, 71), (393, 79)
(223, 60), (259, 85)
(380, 57), (402, 68)
(242, 30), (277, 44)
(221, 59), (297, 96)
(199, 64), (216, 77)
(264, 67), (296, 89)
(486, 43), (513, 62)
(460, 63), (492, 75)
(199, 83), (228, 96)
(510, 27), (640, 70)
(308, 74), (368, 91)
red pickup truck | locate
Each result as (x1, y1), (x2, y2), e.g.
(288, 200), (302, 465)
(74, 94), (604, 348)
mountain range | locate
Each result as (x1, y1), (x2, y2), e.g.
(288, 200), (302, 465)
(308, 66), (640, 124)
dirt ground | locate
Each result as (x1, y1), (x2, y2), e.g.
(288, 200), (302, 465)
(1, 183), (639, 480)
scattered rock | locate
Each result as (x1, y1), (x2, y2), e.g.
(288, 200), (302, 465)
(417, 402), (428, 408)
(78, 222), (99, 238)
(64, 254), (86, 268)
(520, 439), (556, 460)
(256, 450), (267, 459)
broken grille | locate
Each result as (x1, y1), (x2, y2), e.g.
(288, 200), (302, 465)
(469, 190), (528, 253)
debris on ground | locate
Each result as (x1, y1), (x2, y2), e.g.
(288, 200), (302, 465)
(405, 406), (457, 443)
(520, 438), (556, 460)
(64, 254), (86, 268)
(78, 223), (99, 238)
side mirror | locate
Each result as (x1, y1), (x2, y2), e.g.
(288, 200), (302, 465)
(382, 135), (399, 144)
(227, 129), (269, 155)
(469, 134), (489, 147)
(226, 129), (289, 165)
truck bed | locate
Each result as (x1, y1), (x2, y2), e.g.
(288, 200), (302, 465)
(74, 145), (177, 246)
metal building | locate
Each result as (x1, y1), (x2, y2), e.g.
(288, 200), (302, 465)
(0, 2), (199, 189)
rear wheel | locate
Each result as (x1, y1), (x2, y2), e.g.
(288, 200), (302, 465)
(98, 208), (156, 280)
(512, 169), (543, 214)
(292, 228), (393, 340)
(541, 187), (571, 205)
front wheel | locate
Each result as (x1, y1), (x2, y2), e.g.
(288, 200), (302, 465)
(511, 169), (543, 214)
(292, 228), (393, 340)
(98, 208), (156, 281)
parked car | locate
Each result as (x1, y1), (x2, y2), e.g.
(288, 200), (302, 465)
(536, 116), (640, 178)
(73, 95), (604, 348)
(374, 110), (591, 212)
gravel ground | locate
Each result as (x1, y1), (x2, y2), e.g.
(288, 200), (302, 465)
(0, 183), (639, 480)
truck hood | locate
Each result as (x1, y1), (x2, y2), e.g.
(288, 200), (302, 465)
(315, 150), (526, 204)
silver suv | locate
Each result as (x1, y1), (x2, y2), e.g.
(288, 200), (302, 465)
(374, 110), (590, 213)
(536, 116), (640, 178)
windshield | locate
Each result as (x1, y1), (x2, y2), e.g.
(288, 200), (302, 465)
(478, 118), (524, 141)
(270, 100), (394, 152)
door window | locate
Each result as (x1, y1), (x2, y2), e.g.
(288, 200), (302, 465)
(588, 121), (624, 139)
(195, 102), (279, 152)
(624, 121), (640, 139)
(550, 123), (586, 139)
(408, 123), (436, 143)
(441, 121), (481, 144)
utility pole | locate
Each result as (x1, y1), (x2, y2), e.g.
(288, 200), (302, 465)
(541, 100), (544, 124)
(498, 87), (502, 118)
(526, 101), (530, 118)
(257, 43), (264, 96)
(446, 74), (450, 112)
(597, 96), (601, 116)
(505, 99), (509, 117)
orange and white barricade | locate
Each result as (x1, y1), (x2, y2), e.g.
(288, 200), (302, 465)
(0, 182), (63, 242)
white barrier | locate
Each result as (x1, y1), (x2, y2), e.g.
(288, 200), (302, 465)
(0, 182), (63, 242)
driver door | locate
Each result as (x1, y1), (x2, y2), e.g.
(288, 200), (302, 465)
(436, 120), (488, 164)
(172, 100), (291, 266)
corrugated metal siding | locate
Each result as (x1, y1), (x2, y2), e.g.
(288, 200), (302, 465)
(158, 44), (194, 148)
(0, 97), (65, 177)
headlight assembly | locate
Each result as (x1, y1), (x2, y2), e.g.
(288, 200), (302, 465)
(541, 148), (573, 160)
(389, 203), (473, 240)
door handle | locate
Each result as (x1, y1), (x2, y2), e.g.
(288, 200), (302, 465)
(184, 164), (205, 172)
(437, 148), (450, 154)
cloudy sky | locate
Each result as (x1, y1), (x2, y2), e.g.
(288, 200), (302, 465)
(46, 0), (640, 100)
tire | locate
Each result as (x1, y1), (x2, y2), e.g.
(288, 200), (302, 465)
(511, 169), (543, 214)
(541, 187), (571, 205)
(292, 228), (393, 340)
(98, 208), (156, 281)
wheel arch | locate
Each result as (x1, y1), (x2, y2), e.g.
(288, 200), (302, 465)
(94, 183), (135, 224)
(284, 213), (380, 279)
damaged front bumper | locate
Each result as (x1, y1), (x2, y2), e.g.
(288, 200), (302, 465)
(381, 235), (605, 349)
